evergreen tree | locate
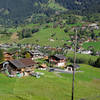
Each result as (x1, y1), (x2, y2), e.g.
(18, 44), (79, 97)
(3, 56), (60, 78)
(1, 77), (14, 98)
(0, 49), (4, 63)
(95, 57), (100, 68)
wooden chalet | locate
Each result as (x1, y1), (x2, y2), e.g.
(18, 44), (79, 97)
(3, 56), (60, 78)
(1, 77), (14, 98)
(26, 50), (44, 59)
(3, 58), (36, 76)
(49, 54), (66, 67)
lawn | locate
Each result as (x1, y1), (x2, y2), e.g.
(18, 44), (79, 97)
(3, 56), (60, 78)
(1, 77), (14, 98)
(0, 64), (100, 100)
(83, 41), (100, 51)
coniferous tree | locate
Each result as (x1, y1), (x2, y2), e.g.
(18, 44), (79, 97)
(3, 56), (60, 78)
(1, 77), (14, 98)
(0, 49), (4, 63)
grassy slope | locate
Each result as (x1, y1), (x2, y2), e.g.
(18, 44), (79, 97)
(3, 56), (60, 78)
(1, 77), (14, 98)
(17, 22), (83, 47)
(0, 16), (83, 45)
(0, 64), (100, 100)
(1, 21), (100, 51)
(83, 41), (100, 51)
(0, 34), (11, 44)
(0, 18), (83, 46)
(18, 24), (70, 47)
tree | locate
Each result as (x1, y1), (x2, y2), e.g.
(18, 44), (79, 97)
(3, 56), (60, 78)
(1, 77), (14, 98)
(25, 53), (31, 58)
(32, 28), (39, 34)
(90, 30), (95, 40)
(64, 28), (68, 33)
(95, 57), (100, 68)
(91, 48), (96, 56)
(0, 49), (4, 63)
(18, 28), (32, 39)
(66, 15), (78, 24)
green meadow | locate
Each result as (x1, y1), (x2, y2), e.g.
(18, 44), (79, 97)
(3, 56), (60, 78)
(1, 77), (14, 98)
(18, 26), (70, 47)
(83, 41), (100, 51)
(0, 64), (100, 100)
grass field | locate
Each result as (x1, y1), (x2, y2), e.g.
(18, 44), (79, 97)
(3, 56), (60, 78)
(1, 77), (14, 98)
(83, 41), (100, 51)
(0, 23), (71, 46)
(0, 20), (84, 47)
(0, 64), (100, 100)
(18, 26), (70, 47)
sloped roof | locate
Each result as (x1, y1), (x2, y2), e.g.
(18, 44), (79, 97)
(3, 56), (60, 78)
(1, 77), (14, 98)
(19, 58), (36, 67)
(9, 58), (36, 69)
(68, 64), (80, 68)
(55, 54), (66, 60)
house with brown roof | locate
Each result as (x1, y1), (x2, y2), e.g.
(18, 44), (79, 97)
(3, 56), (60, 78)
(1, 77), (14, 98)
(26, 50), (44, 59)
(49, 54), (66, 67)
(2, 58), (36, 77)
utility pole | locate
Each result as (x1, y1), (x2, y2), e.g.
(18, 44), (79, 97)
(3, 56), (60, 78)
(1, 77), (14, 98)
(71, 28), (77, 100)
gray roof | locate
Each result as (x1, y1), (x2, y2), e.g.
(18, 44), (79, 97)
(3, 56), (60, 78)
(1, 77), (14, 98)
(68, 64), (80, 68)
(9, 60), (25, 68)
(55, 54), (66, 60)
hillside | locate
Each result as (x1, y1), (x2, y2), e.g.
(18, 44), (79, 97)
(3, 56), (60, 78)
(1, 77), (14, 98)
(0, 0), (100, 26)
(55, 0), (100, 15)
(0, 0), (66, 26)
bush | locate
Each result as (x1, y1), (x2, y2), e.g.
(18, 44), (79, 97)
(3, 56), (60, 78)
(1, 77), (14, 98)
(95, 57), (100, 68)
(68, 57), (89, 64)
(64, 28), (68, 33)
(32, 28), (39, 34)
(67, 52), (97, 65)
(18, 28), (32, 39)
(88, 58), (95, 66)
(66, 15), (78, 24)
(0, 49), (4, 63)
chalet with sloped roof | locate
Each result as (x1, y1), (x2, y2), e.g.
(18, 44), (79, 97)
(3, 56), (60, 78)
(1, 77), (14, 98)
(2, 58), (36, 76)
(49, 54), (66, 67)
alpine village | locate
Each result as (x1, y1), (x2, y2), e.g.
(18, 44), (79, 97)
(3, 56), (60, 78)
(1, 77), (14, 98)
(0, 0), (100, 100)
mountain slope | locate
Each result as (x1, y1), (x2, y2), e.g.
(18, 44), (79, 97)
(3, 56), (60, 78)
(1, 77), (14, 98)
(0, 0), (100, 26)
(0, 0), (66, 26)
(55, 0), (100, 14)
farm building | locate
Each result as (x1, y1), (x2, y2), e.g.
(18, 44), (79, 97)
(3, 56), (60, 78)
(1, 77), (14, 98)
(49, 54), (66, 67)
(65, 64), (80, 71)
(2, 58), (36, 77)
(26, 50), (44, 59)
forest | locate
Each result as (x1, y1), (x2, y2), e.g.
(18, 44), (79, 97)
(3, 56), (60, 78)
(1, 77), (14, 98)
(0, 0), (100, 26)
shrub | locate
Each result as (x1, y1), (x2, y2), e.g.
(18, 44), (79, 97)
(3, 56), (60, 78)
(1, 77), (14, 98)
(0, 49), (4, 63)
(67, 52), (97, 65)
(95, 57), (100, 68)
(64, 28), (68, 33)
(32, 28), (39, 34)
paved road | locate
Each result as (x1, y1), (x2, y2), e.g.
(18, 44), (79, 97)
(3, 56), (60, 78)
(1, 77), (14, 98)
(49, 68), (83, 74)
(54, 68), (73, 74)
